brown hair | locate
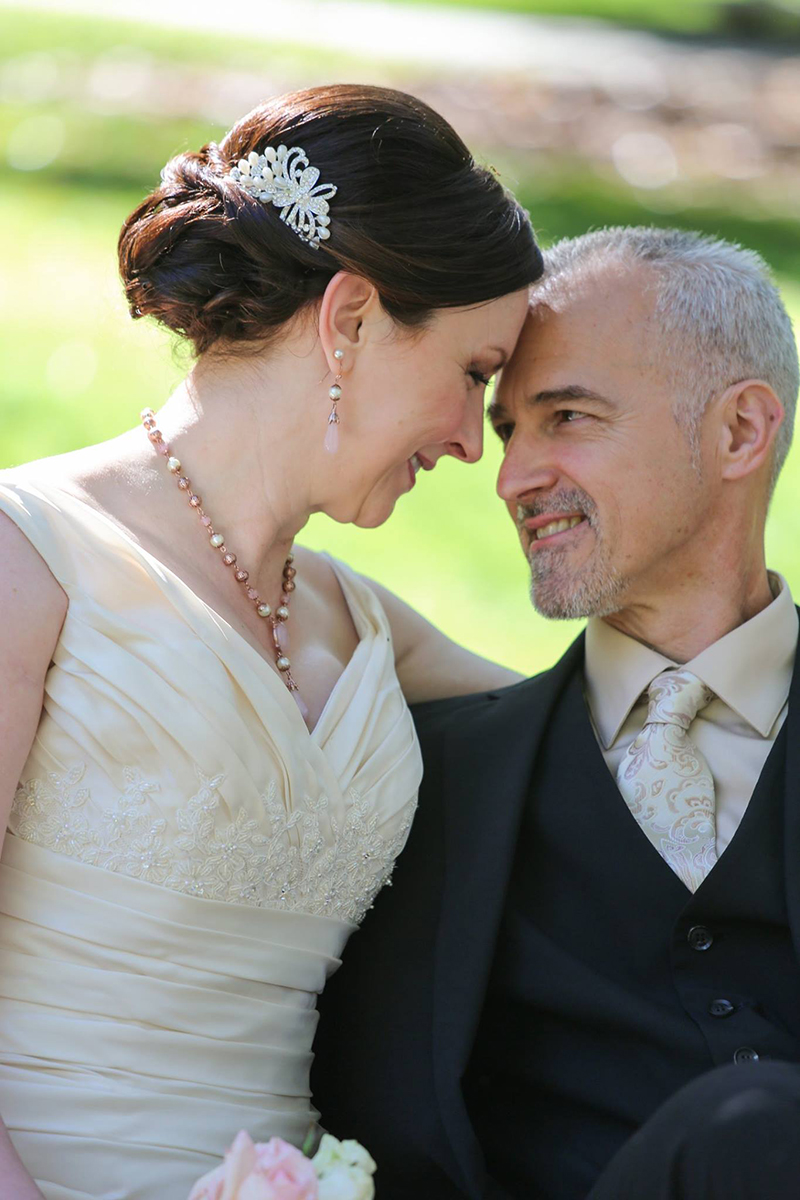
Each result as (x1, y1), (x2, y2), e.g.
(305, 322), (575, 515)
(118, 84), (542, 355)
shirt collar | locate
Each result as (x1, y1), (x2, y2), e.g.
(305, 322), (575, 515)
(584, 573), (798, 748)
(689, 572), (797, 737)
(585, 619), (672, 749)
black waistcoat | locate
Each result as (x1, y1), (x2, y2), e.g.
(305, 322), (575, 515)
(466, 666), (800, 1200)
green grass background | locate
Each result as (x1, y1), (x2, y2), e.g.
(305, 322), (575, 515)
(2, 5), (799, 675)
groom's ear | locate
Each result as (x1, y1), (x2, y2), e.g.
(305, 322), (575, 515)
(317, 271), (382, 373)
(718, 378), (784, 484)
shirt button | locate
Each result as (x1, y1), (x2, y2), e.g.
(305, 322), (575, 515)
(709, 999), (736, 1018)
(734, 1047), (760, 1064)
(687, 925), (714, 951)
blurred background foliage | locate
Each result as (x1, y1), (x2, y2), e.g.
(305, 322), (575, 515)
(1, 0), (799, 674)
(394, 0), (800, 35)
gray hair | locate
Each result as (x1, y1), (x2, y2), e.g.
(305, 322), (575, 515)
(531, 226), (799, 490)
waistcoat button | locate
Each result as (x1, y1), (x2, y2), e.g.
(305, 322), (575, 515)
(709, 999), (735, 1018)
(734, 1047), (760, 1064)
(687, 925), (714, 951)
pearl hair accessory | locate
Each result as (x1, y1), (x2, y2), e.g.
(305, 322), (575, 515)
(325, 349), (344, 454)
(225, 144), (337, 249)
(140, 408), (309, 721)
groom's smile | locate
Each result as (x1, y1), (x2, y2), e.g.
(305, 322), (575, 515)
(522, 511), (587, 547)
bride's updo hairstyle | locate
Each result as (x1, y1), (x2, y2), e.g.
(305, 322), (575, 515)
(118, 84), (542, 355)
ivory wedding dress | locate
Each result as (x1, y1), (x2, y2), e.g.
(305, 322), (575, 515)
(0, 475), (421, 1200)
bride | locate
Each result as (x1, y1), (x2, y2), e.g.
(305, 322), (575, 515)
(0, 84), (540, 1199)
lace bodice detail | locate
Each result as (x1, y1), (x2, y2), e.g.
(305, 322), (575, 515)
(11, 763), (416, 924)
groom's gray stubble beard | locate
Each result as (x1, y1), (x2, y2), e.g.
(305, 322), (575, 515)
(516, 488), (626, 620)
(527, 530), (626, 620)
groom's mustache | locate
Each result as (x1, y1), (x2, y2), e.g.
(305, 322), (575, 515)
(516, 489), (598, 531)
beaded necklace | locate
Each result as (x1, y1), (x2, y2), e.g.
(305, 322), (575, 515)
(140, 409), (308, 719)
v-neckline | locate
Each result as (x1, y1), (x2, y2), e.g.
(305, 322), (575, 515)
(30, 479), (371, 741)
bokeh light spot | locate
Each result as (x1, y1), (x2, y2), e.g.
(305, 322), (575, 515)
(611, 131), (679, 189)
(45, 340), (98, 400)
(7, 114), (66, 172)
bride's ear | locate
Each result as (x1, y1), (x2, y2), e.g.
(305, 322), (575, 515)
(318, 272), (381, 372)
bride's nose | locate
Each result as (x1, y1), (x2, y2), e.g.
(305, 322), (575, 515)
(444, 401), (484, 464)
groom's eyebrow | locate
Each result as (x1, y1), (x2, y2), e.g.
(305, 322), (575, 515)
(486, 398), (510, 424)
(531, 385), (616, 410)
(487, 384), (615, 425)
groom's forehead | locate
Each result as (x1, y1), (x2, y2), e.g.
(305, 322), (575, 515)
(501, 276), (661, 394)
(495, 317), (669, 429)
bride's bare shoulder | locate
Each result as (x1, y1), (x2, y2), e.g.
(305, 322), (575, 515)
(291, 546), (357, 623)
(0, 443), (118, 503)
(291, 545), (341, 594)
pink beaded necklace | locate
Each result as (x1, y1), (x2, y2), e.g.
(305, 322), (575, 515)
(140, 408), (308, 720)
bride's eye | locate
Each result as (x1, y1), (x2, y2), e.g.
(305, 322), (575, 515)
(468, 369), (491, 388)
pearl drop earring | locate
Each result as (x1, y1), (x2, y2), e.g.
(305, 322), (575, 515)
(325, 349), (344, 453)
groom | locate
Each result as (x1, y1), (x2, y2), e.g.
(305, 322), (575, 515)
(312, 226), (800, 1199)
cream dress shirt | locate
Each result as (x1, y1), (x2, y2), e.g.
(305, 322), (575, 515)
(584, 574), (798, 856)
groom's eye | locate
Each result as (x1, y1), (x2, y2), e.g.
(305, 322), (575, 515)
(556, 409), (586, 424)
(492, 422), (514, 445)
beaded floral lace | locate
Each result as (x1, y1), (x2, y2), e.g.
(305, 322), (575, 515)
(10, 765), (417, 924)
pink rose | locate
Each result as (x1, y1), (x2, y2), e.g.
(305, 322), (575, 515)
(247, 1138), (319, 1200)
(188, 1131), (319, 1200)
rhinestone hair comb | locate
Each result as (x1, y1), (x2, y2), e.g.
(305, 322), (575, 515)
(225, 144), (337, 249)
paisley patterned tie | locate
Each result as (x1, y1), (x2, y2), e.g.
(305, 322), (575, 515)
(615, 669), (717, 893)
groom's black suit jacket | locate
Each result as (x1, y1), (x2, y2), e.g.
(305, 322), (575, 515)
(311, 630), (800, 1200)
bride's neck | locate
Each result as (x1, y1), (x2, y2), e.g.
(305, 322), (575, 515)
(137, 342), (323, 595)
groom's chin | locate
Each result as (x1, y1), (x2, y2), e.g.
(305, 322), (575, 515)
(528, 572), (625, 621)
(529, 584), (588, 621)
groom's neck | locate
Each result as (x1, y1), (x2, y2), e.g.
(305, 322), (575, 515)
(601, 555), (775, 663)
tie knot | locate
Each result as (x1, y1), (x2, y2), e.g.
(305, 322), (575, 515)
(645, 670), (715, 730)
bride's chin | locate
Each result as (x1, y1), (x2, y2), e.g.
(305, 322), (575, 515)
(328, 468), (406, 529)
(352, 497), (398, 529)
(322, 489), (396, 529)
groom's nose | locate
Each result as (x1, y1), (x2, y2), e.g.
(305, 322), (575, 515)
(496, 435), (560, 504)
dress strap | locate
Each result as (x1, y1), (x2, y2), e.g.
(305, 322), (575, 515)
(0, 476), (76, 591)
(322, 553), (394, 647)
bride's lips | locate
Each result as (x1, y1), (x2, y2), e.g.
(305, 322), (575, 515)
(406, 451), (434, 490)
